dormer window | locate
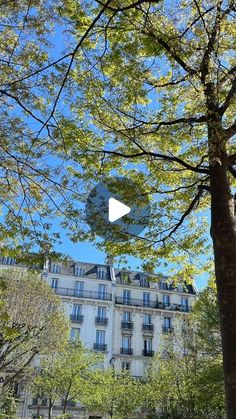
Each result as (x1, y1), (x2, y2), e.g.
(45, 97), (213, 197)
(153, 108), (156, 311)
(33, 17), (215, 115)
(97, 268), (107, 280)
(160, 281), (168, 290)
(74, 266), (85, 277)
(50, 263), (61, 274)
(140, 276), (149, 287)
(120, 272), (131, 284)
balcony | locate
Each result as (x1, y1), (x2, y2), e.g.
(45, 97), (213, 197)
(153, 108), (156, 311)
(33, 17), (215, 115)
(121, 321), (133, 330)
(62, 399), (76, 407)
(142, 349), (155, 357)
(142, 324), (154, 332)
(31, 398), (48, 406)
(115, 297), (190, 312)
(120, 348), (133, 355)
(53, 287), (112, 301)
(162, 326), (174, 333)
(70, 314), (84, 323)
(93, 343), (107, 351)
(160, 302), (190, 312)
(95, 317), (108, 326)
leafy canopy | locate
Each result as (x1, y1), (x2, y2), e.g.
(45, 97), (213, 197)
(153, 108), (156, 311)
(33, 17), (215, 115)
(0, 268), (69, 389)
(0, 0), (235, 278)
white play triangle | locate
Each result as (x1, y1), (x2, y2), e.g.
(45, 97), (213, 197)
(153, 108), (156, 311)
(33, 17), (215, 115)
(108, 197), (131, 223)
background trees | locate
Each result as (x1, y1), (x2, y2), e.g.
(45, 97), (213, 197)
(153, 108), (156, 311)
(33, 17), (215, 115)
(81, 367), (144, 419)
(146, 283), (225, 418)
(31, 343), (144, 419)
(31, 339), (100, 418)
(0, 268), (69, 393)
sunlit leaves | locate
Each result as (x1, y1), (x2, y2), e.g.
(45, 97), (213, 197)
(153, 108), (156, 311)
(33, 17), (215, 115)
(0, 268), (70, 387)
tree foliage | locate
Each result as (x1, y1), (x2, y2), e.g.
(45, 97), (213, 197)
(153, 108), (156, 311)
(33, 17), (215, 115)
(0, 268), (69, 390)
(0, 0), (85, 255)
(146, 284), (224, 418)
(57, 0), (235, 273)
(31, 338), (101, 417)
(0, 1), (235, 272)
(0, 390), (17, 419)
(81, 367), (143, 418)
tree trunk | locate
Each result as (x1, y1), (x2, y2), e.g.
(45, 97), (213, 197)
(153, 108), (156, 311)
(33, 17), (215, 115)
(209, 124), (236, 418)
(63, 392), (70, 413)
(63, 401), (67, 414)
(48, 397), (53, 419)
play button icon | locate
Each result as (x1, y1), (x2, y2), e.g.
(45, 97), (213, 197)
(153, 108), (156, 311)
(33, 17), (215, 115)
(109, 198), (130, 222)
(85, 176), (151, 242)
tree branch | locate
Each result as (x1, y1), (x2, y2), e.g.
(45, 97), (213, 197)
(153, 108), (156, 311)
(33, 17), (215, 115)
(96, 0), (161, 12)
(167, 188), (204, 238)
(88, 148), (209, 174)
(225, 120), (236, 139)
(227, 153), (236, 166)
(220, 78), (236, 114)
(144, 31), (197, 75)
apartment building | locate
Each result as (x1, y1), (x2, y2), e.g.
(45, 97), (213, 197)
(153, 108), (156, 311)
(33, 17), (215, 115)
(0, 256), (197, 418)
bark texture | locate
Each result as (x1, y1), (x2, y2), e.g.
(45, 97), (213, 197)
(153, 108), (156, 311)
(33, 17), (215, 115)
(209, 121), (236, 419)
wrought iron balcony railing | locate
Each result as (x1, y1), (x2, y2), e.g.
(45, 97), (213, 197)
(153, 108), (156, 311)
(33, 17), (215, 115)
(162, 326), (174, 333)
(142, 324), (154, 331)
(142, 349), (155, 357)
(53, 287), (112, 301)
(120, 347), (133, 355)
(95, 317), (108, 326)
(115, 297), (190, 312)
(121, 321), (133, 330)
(70, 314), (84, 323)
(93, 343), (107, 351)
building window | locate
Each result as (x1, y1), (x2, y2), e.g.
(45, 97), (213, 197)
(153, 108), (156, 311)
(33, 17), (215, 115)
(143, 313), (151, 325)
(74, 266), (85, 277)
(181, 297), (189, 311)
(72, 304), (82, 317)
(144, 338), (152, 352)
(160, 281), (168, 290)
(98, 284), (107, 300)
(178, 284), (184, 292)
(163, 317), (172, 332)
(97, 306), (106, 319)
(163, 294), (170, 307)
(96, 330), (105, 345)
(51, 263), (61, 274)
(2, 256), (15, 266)
(70, 328), (80, 340)
(51, 278), (58, 290)
(97, 269), (107, 279)
(143, 292), (150, 307)
(123, 289), (131, 304)
(123, 311), (131, 322)
(122, 336), (131, 350)
(164, 317), (171, 327)
(140, 276), (149, 287)
(143, 338), (154, 356)
(122, 362), (131, 371)
(74, 281), (84, 297)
